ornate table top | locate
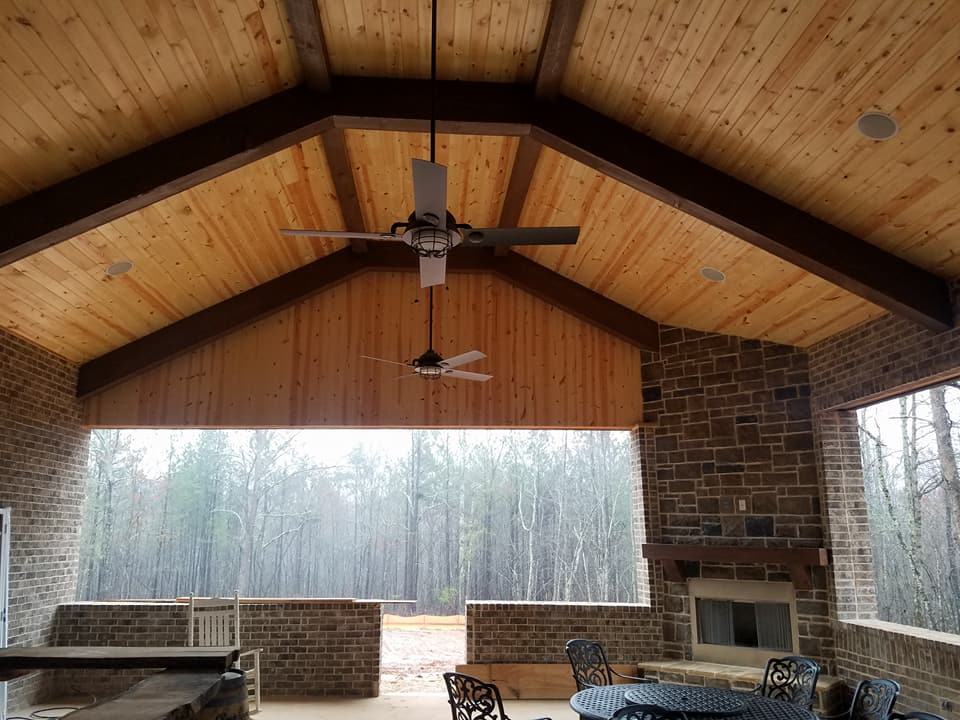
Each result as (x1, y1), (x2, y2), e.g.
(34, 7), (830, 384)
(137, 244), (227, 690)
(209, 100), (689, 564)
(624, 684), (746, 716)
(570, 683), (817, 720)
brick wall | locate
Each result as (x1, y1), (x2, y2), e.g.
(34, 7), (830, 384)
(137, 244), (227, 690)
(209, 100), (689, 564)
(638, 326), (831, 668)
(465, 601), (661, 664)
(835, 621), (960, 716)
(808, 283), (960, 716)
(49, 601), (382, 700)
(0, 329), (88, 708)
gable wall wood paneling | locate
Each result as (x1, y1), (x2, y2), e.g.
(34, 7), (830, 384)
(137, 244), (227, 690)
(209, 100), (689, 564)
(83, 270), (644, 428)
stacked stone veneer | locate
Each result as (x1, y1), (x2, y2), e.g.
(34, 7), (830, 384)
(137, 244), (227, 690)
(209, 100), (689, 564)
(809, 285), (960, 717)
(638, 326), (832, 668)
(0, 329), (88, 709)
(51, 601), (382, 698)
(466, 602), (661, 664)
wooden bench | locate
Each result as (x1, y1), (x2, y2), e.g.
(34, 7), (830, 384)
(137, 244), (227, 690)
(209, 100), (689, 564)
(65, 670), (223, 720)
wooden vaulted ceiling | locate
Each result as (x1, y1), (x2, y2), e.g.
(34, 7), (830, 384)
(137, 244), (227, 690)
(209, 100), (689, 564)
(1, 0), (959, 397)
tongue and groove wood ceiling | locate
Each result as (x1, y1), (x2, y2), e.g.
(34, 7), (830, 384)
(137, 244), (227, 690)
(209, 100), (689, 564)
(0, 0), (959, 390)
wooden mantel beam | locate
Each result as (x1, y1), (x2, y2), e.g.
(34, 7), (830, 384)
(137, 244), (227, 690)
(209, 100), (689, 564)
(77, 241), (659, 397)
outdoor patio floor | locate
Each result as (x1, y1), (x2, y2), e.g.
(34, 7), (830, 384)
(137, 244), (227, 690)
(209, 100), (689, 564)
(14, 694), (578, 720)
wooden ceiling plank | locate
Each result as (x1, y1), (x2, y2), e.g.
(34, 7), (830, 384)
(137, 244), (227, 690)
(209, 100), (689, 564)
(76, 246), (370, 398)
(530, 95), (953, 331)
(0, 85), (334, 268)
(284, 0), (332, 92)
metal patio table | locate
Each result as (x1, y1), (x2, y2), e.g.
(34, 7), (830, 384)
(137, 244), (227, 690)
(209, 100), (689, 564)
(570, 683), (817, 720)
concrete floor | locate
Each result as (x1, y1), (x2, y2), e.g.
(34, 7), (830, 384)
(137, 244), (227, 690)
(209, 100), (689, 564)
(12, 693), (578, 720)
(257, 695), (577, 720)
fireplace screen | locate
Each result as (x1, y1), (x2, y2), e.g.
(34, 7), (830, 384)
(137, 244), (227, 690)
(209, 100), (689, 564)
(695, 598), (792, 651)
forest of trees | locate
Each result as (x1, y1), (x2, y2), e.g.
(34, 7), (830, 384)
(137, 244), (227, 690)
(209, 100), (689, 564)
(77, 429), (639, 612)
(859, 383), (960, 634)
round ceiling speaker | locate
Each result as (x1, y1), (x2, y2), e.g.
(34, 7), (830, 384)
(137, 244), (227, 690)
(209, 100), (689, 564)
(856, 112), (898, 141)
(701, 267), (726, 283)
(106, 260), (134, 276)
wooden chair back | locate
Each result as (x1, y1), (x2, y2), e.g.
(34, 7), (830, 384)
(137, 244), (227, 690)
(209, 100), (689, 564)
(187, 592), (241, 649)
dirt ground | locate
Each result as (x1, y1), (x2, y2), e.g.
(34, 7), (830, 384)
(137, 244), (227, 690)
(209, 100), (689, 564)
(380, 625), (465, 694)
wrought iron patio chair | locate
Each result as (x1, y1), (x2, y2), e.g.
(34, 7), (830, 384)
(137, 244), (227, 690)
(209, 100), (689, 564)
(752, 656), (821, 709)
(187, 591), (262, 714)
(565, 639), (655, 691)
(443, 672), (550, 720)
(612, 704), (688, 720)
(820, 678), (900, 720)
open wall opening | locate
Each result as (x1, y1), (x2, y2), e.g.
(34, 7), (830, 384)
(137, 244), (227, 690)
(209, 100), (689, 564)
(79, 428), (640, 607)
(857, 383), (960, 635)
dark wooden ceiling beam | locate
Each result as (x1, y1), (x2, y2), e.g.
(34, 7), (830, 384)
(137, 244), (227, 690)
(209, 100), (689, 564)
(530, 97), (953, 332)
(283, 0), (368, 253)
(497, 135), (542, 239)
(495, 0), (583, 253)
(77, 247), (370, 398)
(284, 0), (332, 92)
(533, 0), (586, 100)
(492, 251), (660, 350)
(321, 128), (369, 254)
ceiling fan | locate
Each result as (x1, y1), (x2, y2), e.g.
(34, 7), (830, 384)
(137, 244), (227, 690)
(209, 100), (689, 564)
(279, 1), (579, 289)
(362, 287), (492, 383)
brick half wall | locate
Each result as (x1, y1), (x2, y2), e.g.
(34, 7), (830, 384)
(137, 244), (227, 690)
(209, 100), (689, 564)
(49, 601), (382, 700)
(465, 601), (661, 664)
(835, 620), (960, 716)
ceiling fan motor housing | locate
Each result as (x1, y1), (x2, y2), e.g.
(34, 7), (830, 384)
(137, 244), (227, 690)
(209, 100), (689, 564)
(413, 348), (445, 379)
(401, 210), (464, 257)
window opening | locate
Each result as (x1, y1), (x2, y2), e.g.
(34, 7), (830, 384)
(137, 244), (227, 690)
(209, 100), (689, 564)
(858, 381), (960, 635)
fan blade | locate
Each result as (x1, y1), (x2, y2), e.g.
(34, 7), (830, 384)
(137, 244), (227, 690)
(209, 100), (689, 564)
(360, 355), (413, 368)
(441, 350), (486, 368)
(444, 369), (493, 382)
(419, 255), (447, 288)
(460, 226), (579, 246)
(280, 229), (402, 240)
(412, 159), (447, 228)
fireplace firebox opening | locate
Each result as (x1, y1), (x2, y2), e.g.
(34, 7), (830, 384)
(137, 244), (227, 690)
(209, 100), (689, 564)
(689, 579), (799, 667)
